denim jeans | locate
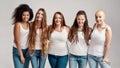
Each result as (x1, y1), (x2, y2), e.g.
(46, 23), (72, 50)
(69, 54), (87, 68)
(88, 54), (111, 68)
(13, 47), (30, 68)
(48, 54), (68, 68)
(30, 50), (46, 68)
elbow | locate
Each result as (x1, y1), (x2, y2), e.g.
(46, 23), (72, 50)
(14, 40), (20, 45)
(105, 44), (110, 49)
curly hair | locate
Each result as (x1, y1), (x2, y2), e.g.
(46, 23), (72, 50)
(12, 4), (33, 24)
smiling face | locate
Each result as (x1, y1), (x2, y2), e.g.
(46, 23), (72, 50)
(22, 11), (30, 22)
(95, 10), (105, 25)
(36, 10), (44, 21)
(54, 13), (62, 26)
(77, 15), (86, 28)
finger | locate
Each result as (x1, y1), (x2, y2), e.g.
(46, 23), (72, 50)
(105, 60), (111, 65)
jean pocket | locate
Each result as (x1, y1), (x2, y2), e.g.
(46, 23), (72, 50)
(13, 47), (20, 56)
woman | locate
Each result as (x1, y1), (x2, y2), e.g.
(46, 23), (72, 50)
(48, 12), (70, 68)
(68, 10), (92, 68)
(27, 8), (48, 68)
(12, 4), (33, 68)
(88, 10), (112, 68)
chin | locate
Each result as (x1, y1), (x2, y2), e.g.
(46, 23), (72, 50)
(78, 24), (83, 26)
(96, 21), (101, 24)
(56, 22), (61, 25)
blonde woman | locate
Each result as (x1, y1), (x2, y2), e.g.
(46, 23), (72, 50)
(88, 10), (112, 68)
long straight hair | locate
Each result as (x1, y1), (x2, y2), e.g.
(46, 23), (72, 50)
(27, 8), (48, 56)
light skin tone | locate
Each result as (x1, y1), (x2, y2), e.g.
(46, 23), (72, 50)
(30, 10), (44, 28)
(36, 10), (44, 21)
(36, 10), (44, 28)
(29, 10), (49, 51)
(54, 13), (69, 33)
(95, 10), (112, 64)
(77, 15), (86, 31)
(14, 11), (30, 64)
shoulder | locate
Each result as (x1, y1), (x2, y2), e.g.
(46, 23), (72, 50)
(105, 25), (112, 35)
(14, 22), (21, 32)
(89, 27), (93, 33)
(14, 22), (21, 28)
(48, 25), (52, 29)
(65, 26), (70, 33)
(29, 22), (33, 27)
(106, 25), (111, 31)
(46, 23), (49, 28)
(47, 25), (53, 31)
(93, 23), (97, 29)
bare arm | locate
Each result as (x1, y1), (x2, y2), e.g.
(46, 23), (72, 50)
(14, 23), (25, 64)
(103, 25), (112, 64)
(93, 23), (97, 29)
(29, 22), (33, 29)
(66, 26), (70, 33)
(66, 26), (71, 50)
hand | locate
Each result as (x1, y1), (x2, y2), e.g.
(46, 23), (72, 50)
(20, 55), (25, 64)
(102, 57), (111, 65)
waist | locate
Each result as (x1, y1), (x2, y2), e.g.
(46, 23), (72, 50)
(13, 43), (28, 49)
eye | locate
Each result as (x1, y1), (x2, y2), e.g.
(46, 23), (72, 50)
(37, 13), (40, 15)
(99, 16), (102, 18)
(41, 13), (44, 16)
(27, 14), (29, 16)
(95, 16), (98, 19)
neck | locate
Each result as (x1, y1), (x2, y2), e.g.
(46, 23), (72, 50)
(78, 26), (83, 31)
(97, 22), (106, 28)
(55, 24), (62, 31)
(55, 24), (61, 29)
(21, 21), (27, 25)
(37, 21), (41, 28)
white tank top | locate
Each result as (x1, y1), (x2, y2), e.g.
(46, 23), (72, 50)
(13, 23), (29, 49)
(88, 26), (106, 56)
(35, 29), (42, 50)
(48, 27), (68, 56)
(69, 32), (88, 56)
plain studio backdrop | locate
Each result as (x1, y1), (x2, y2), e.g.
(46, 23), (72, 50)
(0, 0), (119, 68)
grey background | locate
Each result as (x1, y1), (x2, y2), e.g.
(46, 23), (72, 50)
(0, 0), (119, 68)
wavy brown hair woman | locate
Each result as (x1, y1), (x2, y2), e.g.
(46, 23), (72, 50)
(68, 10), (92, 45)
(27, 8), (48, 68)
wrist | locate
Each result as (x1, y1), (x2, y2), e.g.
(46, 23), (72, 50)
(20, 54), (23, 57)
(103, 56), (107, 59)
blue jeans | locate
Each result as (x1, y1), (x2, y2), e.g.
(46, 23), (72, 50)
(69, 54), (87, 68)
(88, 54), (111, 68)
(13, 47), (30, 68)
(30, 50), (46, 68)
(48, 54), (68, 68)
